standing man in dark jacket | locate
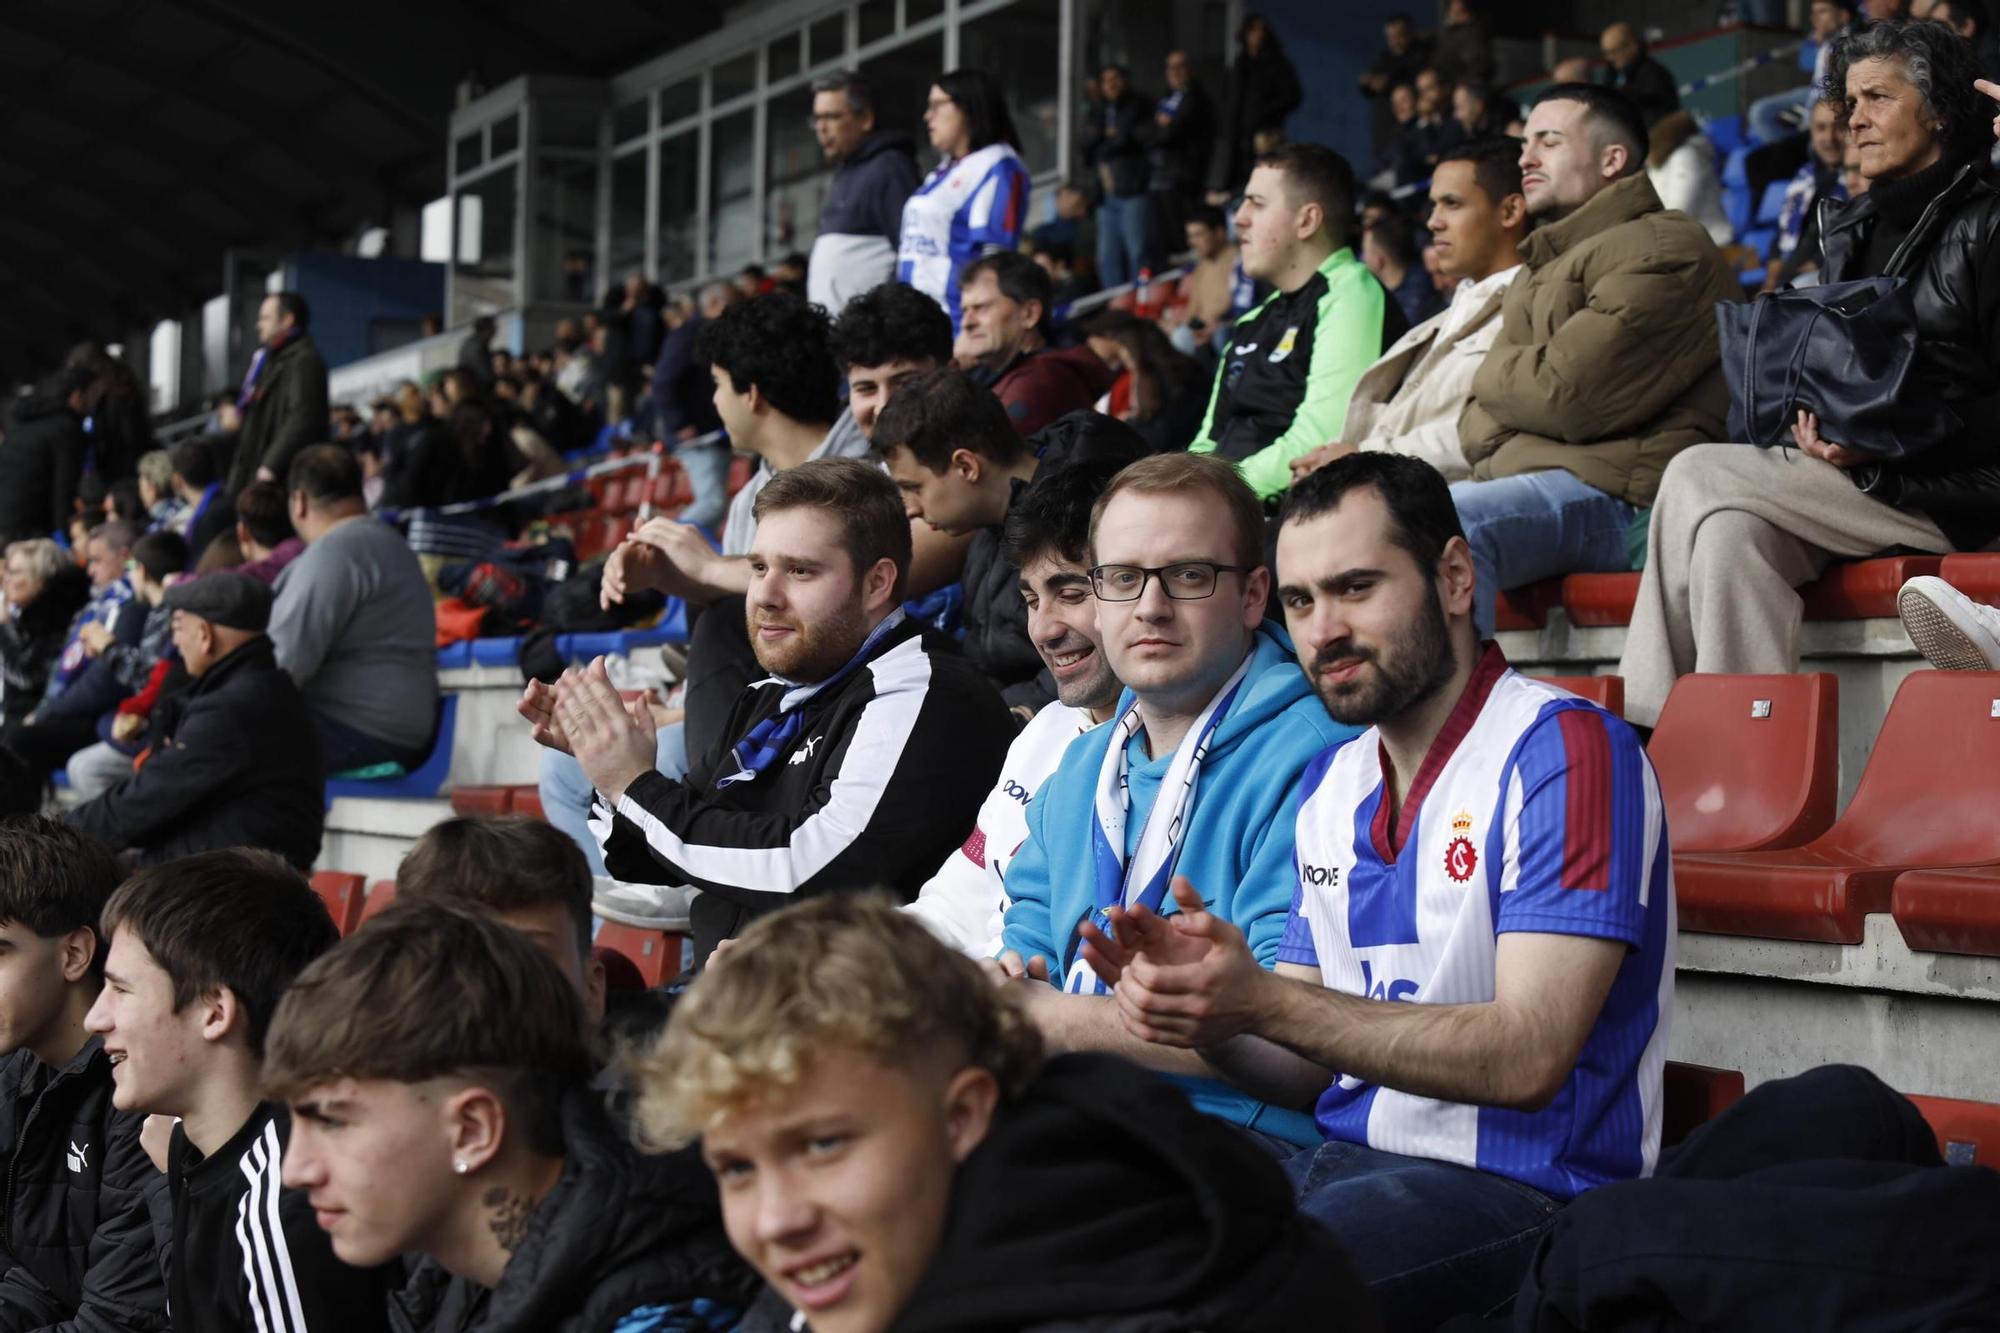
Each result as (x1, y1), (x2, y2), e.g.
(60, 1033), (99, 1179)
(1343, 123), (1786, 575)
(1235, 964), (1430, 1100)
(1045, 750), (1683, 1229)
(1216, 14), (1303, 196)
(806, 70), (922, 317)
(1150, 51), (1217, 241)
(1600, 22), (1680, 127)
(68, 573), (324, 869)
(0, 818), (168, 1332)
(455, 315), (496, 389)
(651, 281), (741, 534)
(0, 369), (91, 546)
(1080, 64), (1157, 289)
(227, 291), (330, 498)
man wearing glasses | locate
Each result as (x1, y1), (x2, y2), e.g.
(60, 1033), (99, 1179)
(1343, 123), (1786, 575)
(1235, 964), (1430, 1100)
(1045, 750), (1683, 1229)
(990, 453), (1361, 1152)
(806, 70), (921, 319)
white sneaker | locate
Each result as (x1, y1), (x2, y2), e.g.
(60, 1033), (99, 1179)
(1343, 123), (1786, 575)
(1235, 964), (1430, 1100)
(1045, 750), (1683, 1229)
(591, 878), (697, 931)
(1897, 575), (2000, 671)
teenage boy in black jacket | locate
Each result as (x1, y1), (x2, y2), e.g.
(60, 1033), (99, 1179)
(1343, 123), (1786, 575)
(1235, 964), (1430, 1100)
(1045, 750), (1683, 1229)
(523, 458), (1013, 965)
(0, 818), (166, 1332)
(82, 850), (390, 1333)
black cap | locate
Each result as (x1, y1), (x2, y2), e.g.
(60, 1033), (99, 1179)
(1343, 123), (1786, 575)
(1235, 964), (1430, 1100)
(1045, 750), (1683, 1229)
(163, 572), (272, 633)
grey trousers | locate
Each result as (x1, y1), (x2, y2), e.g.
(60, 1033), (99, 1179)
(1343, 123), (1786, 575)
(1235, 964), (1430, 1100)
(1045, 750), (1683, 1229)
(1619, 443), (1950, 727)
(64, 740), (136, 801)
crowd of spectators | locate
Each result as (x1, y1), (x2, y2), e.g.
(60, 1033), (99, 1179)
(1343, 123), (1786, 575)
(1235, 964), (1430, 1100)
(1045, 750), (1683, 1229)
(1, 8), (2000, 1332)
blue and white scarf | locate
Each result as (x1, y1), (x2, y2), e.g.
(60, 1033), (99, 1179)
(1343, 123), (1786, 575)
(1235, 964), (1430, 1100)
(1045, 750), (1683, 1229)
(715, 610), (906, 790)
(1063, 651), (1254, 994)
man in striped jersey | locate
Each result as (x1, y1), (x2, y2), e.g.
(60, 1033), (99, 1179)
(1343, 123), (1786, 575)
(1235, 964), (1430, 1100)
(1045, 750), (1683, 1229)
(1091, 453), (1673, 1329)
(83, 850), (391, 1332)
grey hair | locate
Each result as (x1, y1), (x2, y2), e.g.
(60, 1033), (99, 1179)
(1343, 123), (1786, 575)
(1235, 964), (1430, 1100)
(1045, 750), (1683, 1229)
(810, 70), (875, 117)
(1822, 18), (1989, 162)
(4, 539), (67, 586)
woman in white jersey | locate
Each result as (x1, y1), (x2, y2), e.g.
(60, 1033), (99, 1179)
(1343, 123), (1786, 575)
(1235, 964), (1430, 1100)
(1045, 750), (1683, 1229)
(897, 68), (1032, 329)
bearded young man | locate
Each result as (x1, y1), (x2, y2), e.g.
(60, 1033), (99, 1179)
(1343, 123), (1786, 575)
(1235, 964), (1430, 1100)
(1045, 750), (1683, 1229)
(521, 458), (1012, 964)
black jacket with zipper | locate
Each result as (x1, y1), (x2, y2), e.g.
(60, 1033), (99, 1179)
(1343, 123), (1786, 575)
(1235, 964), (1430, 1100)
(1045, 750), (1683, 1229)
(0, 1038), (168, 1333)
(0, 389), (86, 546)
(1816, 156), (2000, 551)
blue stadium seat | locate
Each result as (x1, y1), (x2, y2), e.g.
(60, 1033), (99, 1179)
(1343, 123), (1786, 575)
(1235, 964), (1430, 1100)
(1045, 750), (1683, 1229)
(473, 635), (525, 667)
(1740, 225), (1777, 259)
(1755, 179), (1791, 227)
(435, 641), (473, 670)
(1703, 114), (1748, 158)
(325, 694), (459, 802)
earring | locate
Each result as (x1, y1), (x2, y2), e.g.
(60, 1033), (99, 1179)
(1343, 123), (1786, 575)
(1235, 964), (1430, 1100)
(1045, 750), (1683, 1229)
(453, 1160), (469, 1175)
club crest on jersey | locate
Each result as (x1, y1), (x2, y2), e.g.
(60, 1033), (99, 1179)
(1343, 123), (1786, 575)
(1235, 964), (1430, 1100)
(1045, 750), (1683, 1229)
(1444, 810), (1477, 883)
(1267, 325), (1300, 363)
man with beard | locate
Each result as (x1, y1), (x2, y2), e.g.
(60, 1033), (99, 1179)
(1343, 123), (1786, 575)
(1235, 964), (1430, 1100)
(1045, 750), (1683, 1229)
(522, 458), (1012, 964)
(1084, 452), (1674, 1330)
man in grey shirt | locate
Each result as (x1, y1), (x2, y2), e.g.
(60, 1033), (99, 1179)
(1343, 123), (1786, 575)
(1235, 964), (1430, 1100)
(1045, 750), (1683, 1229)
(270, 445), (440, 774)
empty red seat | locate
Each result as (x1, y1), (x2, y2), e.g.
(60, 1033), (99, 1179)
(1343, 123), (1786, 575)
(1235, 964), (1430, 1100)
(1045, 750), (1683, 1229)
(1495, 578), (1563, 632)
(1562, 572), (1641, 627)
(594, 944), (648, 995)
(510, 786), (545, 820)
(1531, 674), (1625, 716)
(1798, 555), (1943, 620)
(1906, 1093), (2000, 1167)
(1661, 1061), (1746, 1147)
(309, 871), (367, 936)
(1674, 671), (2000, 943)
(359, 880), (397, 926)
(449, 786), (513, 817)
(595, 922), (682, 988)
(1648, 673), (1838, 855)
(1891, 864), (2000, 957)
(726, 454), (754, 498)
(1940, 552), (2000, 606)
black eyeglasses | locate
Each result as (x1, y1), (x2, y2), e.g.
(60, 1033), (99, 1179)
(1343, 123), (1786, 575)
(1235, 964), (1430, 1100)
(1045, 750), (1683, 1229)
(1089, 561), (1251, 602)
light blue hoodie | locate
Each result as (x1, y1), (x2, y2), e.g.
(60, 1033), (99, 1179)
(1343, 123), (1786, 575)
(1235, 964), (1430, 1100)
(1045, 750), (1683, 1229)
(1000, 623), (1362, 1146)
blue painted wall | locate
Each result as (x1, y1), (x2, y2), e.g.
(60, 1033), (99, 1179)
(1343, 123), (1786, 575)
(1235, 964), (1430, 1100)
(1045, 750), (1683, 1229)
(279, 252), (446, 373)
(1254, 0), (1412, 177)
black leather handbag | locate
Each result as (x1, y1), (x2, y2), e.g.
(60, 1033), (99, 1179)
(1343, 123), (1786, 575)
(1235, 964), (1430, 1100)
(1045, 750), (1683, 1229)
(1716, 274), (1958, 460)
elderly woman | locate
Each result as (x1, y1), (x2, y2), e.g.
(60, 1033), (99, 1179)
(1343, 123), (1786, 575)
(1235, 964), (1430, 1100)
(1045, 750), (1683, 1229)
(1616, 18), (2000, 727)
(0, 540), (91, 729)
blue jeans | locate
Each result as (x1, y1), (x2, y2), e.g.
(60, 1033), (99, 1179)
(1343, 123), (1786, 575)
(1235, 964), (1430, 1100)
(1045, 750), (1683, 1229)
(1749, 85), (1815, 146)
(539, 723), (689, 876)
(1096, 192), (1155, 290)
(674, 440), (730, 537)
(1450, 472), (1635, 638)
(1285, 1140), (1562, 1328)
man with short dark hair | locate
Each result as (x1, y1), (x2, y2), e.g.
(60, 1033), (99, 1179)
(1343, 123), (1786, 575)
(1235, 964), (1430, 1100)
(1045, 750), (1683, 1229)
(1394, 67), (1465, 186)
(1453, 84), (1738, 637)
(0, 818), (167, 1331)
(1150, 50), (1217, 237)
(828, 280), (954, 440)
(230, 479), (303, 583)
(1599, 21), (1680, 127)
(227, 290), (330, 497)
(167, 440), (232, 567)
(1361, 216), (1444, 327)
(457, 314), (497, 390)
(650, 281), (742, 534)
(957, 251), (1117, 437)
(270, 445), (439, 774)
(1081, 63), (1158, 289)
(82, 850), (391, 1332)
(808, 70), (922, 316)
(69, 572), (324, 867)
(1190, 142), (1406, 500)
(523, 458), (1012, 961)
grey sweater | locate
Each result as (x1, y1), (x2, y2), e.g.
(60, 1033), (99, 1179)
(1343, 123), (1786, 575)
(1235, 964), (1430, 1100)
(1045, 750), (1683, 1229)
(270, 516), (438, 750)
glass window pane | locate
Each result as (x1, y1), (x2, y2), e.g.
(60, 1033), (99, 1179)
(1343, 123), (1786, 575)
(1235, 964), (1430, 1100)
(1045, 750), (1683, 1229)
(455, 130), (484, 176)
(769, 32), (802, 82)
(536, 102), (601, 149)
(709, 109), (757, 275)
(858, 0), (896, 46)
(533, 156), (598, 303)
(613, 97), (650, 144)
(809, 13), (846, 67)
(714, 49), (757, 103)
(610, 150), (649, 285)
(961, 0), (1060, 175)
(491, 111), (521, 157)
(766, 83), (829, 260)
(906, 0), (943, 21)
(658, 132), (700, 282)
(859, 33), (944, 157)
(660, 76), (700, 124)
(451, 168), (517, 325)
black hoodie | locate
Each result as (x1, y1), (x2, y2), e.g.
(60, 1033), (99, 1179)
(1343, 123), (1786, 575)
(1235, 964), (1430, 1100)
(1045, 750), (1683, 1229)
(819, 131), (922, 245)
(745, 1054), (1380, 1333)
(0, 386), (86, 545)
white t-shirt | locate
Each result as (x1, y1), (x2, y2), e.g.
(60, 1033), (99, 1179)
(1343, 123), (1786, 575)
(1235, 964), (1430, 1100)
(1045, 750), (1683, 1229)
(720, 410), (871, 557)
(904, 699), (1098, 956)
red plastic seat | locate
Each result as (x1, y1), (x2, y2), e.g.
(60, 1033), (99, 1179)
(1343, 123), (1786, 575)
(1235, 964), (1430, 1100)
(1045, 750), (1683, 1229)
(594, 944), (648, 995)
(1562, 572), (1641, 627)
(726, 454), (754, 498)
(1648, 673), (1839, 855)
(359, 880), (397, 926)
(1661, 1061), (1746, 1147)
(595, 922), (683, 988)
(1674, 671), (2000, 943)
(1940, 552), (2000, 606)
(449, 786), (513, 817)
(1907, 1093), (2000, 1167)
(309, 871), (367, 937)
(1494, 578), (1563, 632)
(1798, 555), (1943, 620)
(1531, 674), (1625, 716)
(1890, 863), (2000, 957)
(510, 786), (545, 820)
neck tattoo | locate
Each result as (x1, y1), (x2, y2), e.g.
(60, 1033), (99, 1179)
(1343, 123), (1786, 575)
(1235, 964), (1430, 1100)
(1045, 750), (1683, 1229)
(483, 1185), (533, 1254)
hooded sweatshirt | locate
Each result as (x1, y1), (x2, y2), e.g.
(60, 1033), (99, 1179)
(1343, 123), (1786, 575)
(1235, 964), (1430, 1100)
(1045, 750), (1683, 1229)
(1000, 624), (1361, 1145)
(808, 131), (923, 318)
(742, 1054), (1381, 1333)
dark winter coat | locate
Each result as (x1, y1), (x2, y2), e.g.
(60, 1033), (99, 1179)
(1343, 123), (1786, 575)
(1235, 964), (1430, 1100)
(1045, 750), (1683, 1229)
(818, 131), (922, 243)
(1148, 81), (1216, 196)
(67, 635), (324, 868)
(1218, 43), (1303, 190)
(0, 1039), (169, 1332)
(1604, 55), (1680, 128)
(742, 1054), (1380, 1333)
(1080, 92), (1155, 198)
(0, 388), (86, 545)
(226, 334), (330, 497)
(987, 344), (1119, 439)
(0, 566), (91, 729)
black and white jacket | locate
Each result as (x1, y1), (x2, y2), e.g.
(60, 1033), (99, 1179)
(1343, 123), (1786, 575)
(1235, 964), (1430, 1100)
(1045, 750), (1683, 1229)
(593, 616), (1015, 963)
